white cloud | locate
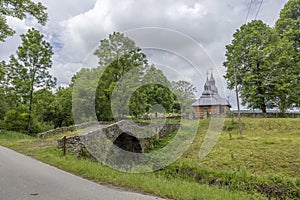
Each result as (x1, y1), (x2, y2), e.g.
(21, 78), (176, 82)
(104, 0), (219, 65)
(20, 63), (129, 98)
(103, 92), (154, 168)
(57, 0), (115, 62)
(0, 17), (30, 61)
(0, 0), (288, 93)
(167, 3), (208, 19)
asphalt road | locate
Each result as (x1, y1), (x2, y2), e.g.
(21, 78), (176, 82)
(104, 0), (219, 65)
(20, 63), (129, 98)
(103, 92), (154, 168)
(0, 146), (165, 200)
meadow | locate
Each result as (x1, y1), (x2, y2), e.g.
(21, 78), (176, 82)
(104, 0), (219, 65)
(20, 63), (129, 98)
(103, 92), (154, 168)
(0, 117), (299, 200)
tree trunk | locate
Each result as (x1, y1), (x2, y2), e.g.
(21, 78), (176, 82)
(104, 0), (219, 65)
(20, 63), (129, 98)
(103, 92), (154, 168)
(261, 103), (267, 114)
(279, 96), (286, 114)
(27, 89), (33, 135)
(27, 69), (36, 135)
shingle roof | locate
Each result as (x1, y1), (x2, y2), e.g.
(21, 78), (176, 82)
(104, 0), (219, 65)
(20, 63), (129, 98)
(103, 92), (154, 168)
(192, 73), (231, 107)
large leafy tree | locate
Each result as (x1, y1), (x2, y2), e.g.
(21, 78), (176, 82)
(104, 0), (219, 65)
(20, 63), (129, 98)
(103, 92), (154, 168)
(96, 49), (148, 121)
(224, 20), (277, 113)
(0, 0), (48, 41)
(129, 66), (174, 118)
(275, 0), (300, 108)
(7, 28), (56, 134)
(142, 66), (174, 114)
(95, 32), (175, 120)
(94, 32), (148, 121)
(265, 37), (297, 113)
(276, 0), (300, 57)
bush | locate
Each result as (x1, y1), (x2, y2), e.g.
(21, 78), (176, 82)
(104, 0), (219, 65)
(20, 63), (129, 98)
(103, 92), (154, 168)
(3, 105), (47, 134)
(3, 106), (29, 133)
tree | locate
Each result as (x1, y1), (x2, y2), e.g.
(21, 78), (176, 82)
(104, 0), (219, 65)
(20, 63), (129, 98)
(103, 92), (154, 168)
(3, 105), (29, 132)
(94, 32), (147, 121)
(276, 0), (300, 56)
(275, 0), (300, 109)
(53, 87), (74, 128)
(94, 32), (136, 67)
(264, 37), (297, 113)
(33, 89), (56, 125)
(129, 88), (149, 118)
(129, 66), (175, 118)
(0, 61), (9, 120)
(71, 67), (104, 123)
(7, 28), (56, 134)
(143, 66), (174, 114)
(171, 80), (196, 116)
(0, 0), (48, 41)
(223, 20), (277, 113)
(95, 32), (175, 120)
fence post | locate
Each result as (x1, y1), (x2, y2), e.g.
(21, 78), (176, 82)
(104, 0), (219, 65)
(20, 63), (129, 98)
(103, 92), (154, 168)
(63, 136), (66, 156)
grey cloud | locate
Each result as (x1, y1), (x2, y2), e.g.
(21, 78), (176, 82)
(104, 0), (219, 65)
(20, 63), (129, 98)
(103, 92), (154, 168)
(0, 0), (288, 90)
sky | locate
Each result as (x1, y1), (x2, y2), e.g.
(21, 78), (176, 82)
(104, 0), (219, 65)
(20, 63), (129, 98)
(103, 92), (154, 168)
(0, 0), (288, 108)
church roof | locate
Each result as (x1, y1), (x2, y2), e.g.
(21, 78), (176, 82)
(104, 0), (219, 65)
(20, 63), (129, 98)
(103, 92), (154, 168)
(192, 73), (231, 107)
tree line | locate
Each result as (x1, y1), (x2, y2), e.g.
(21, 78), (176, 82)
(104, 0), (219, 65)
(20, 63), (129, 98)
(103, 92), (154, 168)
(224, 0), (300, 114)
(0, 1), (196, 135)
(2, 0), (297, 135)
(73, 32), (196, 123)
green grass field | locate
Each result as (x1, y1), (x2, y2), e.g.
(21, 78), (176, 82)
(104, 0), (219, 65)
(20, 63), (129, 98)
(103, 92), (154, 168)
(0, 117), (299, 199)
(192, 118), (300, 177)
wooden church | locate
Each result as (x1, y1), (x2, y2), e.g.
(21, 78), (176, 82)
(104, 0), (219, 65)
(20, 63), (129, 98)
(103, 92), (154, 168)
(192, 73), (231, 119)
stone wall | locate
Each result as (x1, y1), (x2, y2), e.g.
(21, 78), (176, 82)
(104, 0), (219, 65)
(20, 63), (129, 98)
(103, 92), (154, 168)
(37, 121), (114, 138)
(57, 120), (181, 158)
(57, 135), (90, 157)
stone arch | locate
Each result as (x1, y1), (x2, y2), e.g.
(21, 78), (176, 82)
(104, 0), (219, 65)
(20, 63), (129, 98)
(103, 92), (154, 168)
(113, 132), (142, 153)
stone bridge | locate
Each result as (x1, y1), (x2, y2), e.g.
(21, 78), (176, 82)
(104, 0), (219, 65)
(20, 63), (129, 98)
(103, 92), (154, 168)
(57, 120), (181, 159)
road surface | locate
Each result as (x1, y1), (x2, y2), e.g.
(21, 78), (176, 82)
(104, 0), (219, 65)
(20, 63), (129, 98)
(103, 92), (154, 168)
(0, 146), (165, 200)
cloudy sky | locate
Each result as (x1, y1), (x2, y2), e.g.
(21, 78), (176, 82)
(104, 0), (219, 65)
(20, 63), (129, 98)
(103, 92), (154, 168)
(0, 0), (288, 108)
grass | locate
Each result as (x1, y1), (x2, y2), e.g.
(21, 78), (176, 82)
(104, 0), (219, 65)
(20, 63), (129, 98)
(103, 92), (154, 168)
(0, 131), (262, 200)
(187, 118), (300, 177)
(170, 118), (300, 199)
(0, 117), (299, 199)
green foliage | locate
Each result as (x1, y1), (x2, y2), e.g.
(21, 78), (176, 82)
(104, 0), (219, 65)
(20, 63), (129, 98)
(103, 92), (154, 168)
(94, 32), (148, 121)
(224, 20), (276, 113)
(72, 68), (104, 123)
(276, 0), (300, 54)
(3, 105), (28, 132)
(129, 87), (149, 118)
(145, 130), (178, 152)
(6, 28), (56, 134)
(33, 89), (56, 123)
(224, 9), (300, 113)
(0, 78), (8, 120)
(95, 50), (147, 120)
(53, 87), (74, 128)
(94, 32), (137, 67)
(94, 32), (178, 121)
(275, 0), (300, 108)
(171, 80), (196, 115)
(0, 0), (48, 41)
(223, 119), (238, 131)
(0, 61), (11, 120)
(142, 66), (174, 113)
(129, 66), (175, 118)
(2, 105), (42, 134)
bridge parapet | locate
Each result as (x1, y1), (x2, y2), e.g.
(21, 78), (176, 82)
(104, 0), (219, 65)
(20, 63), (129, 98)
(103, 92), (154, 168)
(57, 120), (181, 159)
